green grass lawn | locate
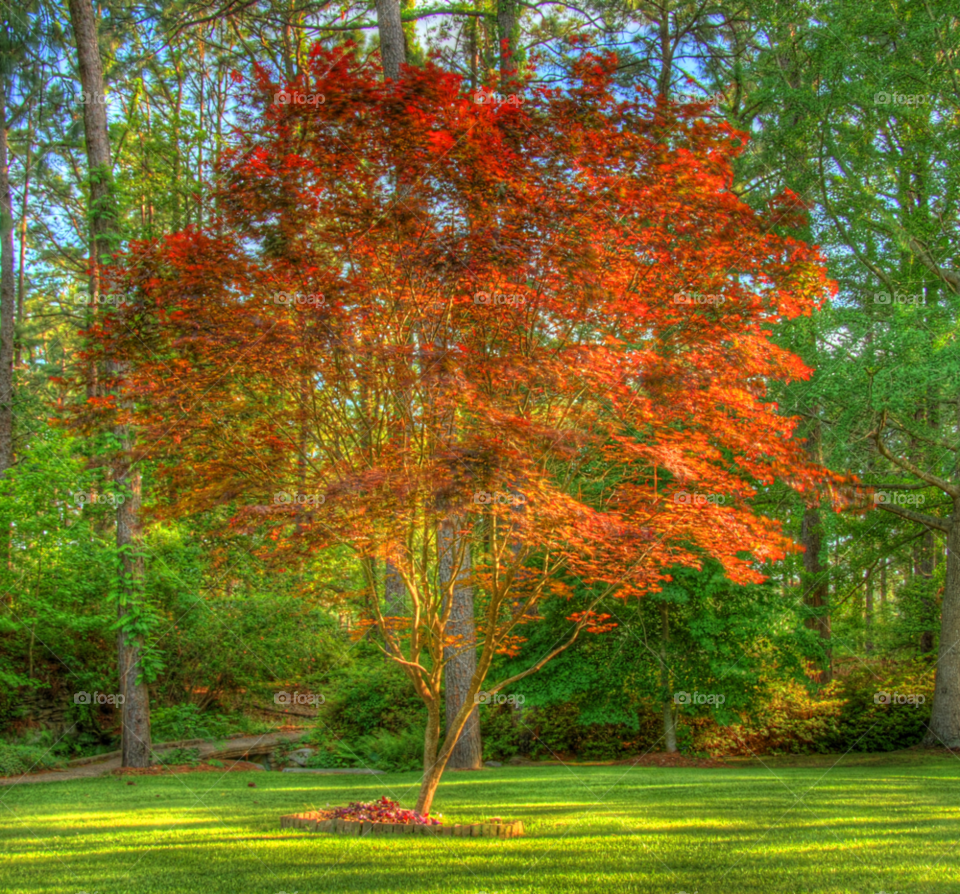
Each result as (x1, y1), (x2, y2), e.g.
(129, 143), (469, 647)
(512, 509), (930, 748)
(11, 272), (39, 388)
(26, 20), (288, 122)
(2, 754), (959, 894)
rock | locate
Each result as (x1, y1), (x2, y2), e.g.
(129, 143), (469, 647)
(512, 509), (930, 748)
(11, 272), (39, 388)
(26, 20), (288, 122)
(285, 748), (317, 767)
(507, 756), (527, 766)
(484, 760), (503, 768)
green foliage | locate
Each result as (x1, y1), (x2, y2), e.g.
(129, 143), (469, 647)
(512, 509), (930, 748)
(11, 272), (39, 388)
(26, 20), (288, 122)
(695, 676), (846, 756)
(150, 704), (219, 742)
(0, 741), (64, 777)
(150, 704), (269, 743)
(831, 662), (935, 752)
(156, 747), (202, 767)
(317, 648), (426, 741)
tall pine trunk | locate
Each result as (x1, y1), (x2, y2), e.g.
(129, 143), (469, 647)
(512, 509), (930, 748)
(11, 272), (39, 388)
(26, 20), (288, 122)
(801, 418), (831, 681)
(924, 507), (960, 747)
(375, 0), (405, 81)
(0, 79), (14, 478)
(68, 0), (151, 768)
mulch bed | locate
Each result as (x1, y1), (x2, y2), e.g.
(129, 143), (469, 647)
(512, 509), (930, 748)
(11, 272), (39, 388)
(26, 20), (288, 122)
(113, 760), (265, 776)
(615, 752), (726, 769)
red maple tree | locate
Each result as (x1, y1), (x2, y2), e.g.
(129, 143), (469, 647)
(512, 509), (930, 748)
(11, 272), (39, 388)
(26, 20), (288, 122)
(91, 47), (837, 812)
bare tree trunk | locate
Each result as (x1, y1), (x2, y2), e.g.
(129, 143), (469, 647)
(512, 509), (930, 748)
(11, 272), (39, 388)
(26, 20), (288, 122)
(0, 79), (14, 477)
(375, 0), (406, 82)
(68, 0), (151, 768)
(439, 514), (483, 769)
(924, 508), (960, 747)
(865, 571), (874, 654)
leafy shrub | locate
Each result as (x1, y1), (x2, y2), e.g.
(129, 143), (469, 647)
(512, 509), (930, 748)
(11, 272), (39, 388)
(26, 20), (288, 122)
(157, 747), (202, 766)
(358, 727), (424, 771)
(0, 742), (65, 777)
(480, 702), (652, 761)
(828, 661), (934, 752)
(320, 653), (425, 740)
(150, 704), (268, 743)
(303, 725), (424, 771)
(151, 704), (217, 742)
(694, 676), (845, 756)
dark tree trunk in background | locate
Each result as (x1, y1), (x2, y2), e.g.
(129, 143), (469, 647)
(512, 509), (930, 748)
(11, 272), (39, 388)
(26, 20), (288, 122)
(439, 514), (482, 770)
(385, 560), (405, 615)
(801, 418), (831, 682)
(0, 80), (14, 478)
(68, 0), (152, 768)
(375, 0), (406, 82)
(660, 603), (677, 752)
(925, 507), (960, 747)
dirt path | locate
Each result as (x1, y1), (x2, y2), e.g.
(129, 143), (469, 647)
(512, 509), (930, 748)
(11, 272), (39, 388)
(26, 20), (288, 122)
(0, 730), (306, 786)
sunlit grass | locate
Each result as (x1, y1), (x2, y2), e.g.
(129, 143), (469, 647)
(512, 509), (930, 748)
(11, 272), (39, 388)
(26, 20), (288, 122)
(1, 755), (958, 893)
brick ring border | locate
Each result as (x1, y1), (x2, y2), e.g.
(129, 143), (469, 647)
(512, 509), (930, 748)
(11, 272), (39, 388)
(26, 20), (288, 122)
(280, 814), (525, 838)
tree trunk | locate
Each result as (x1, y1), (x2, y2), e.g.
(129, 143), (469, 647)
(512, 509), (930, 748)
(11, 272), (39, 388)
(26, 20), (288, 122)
(660, 602), (677, 752)
(115, 456), (151, 767)
(800, 418), (831, 681)
(439, 515), (483, 769)
(924, 507), (960, 747)
(801, 501), (832, 681)
(0, 79), (14, 477)
(497, 0), (518, 92)
(15, 81), (32, 370)
(385, 559), (405, 615)
(422, 695), (441, 776)
(68, 0), (152, 767)
(865, 571), (874, 654)
(917, 529), (936, 656)
(375, 0), (406, 82)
